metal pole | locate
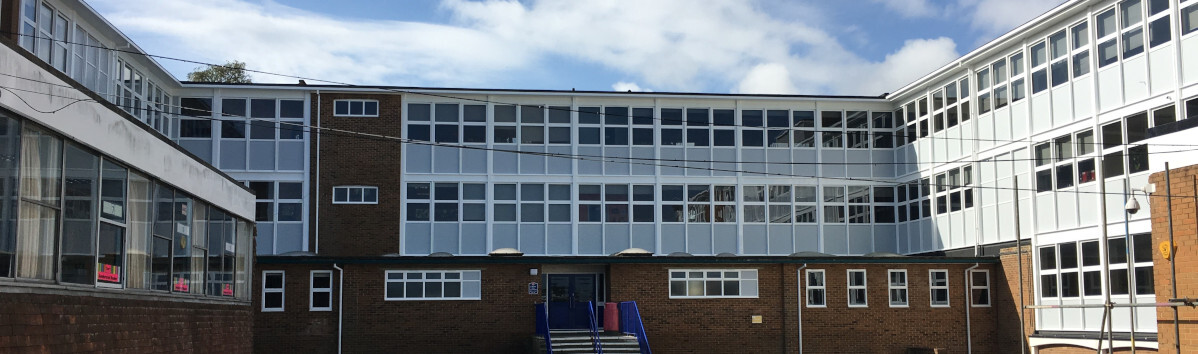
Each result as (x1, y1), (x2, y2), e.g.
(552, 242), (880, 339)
(1124, 179), (1136, 354)
(1014, 179), (1026, 354)
(1096, 305), (1109, 354)
(1166, 163), (1178, 353)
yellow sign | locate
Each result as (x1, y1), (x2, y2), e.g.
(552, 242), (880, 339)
(1160, 241), (1173, 260)
(751, 315), (763, 324)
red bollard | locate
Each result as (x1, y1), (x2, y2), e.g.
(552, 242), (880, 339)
(604, 302), (619, 332)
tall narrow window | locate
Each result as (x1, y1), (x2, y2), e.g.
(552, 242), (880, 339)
(888, 270), (908, 307)
(930, 270), (949, 307)
(970, 270), (991, 307)
(848, 269), (867, 307)
(806, 269), (826, 307)
(262, 271), (284, 312)
(311, 271), (333, 311)
(60, 143), (99, 285)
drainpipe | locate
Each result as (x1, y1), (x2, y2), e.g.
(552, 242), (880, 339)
(314, 90), (321, 254)
(333, 263), (343, 354)
(965, 263), (980, 354)
(796, 264), (807, 354)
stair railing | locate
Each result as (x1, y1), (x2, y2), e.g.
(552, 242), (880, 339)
(585, 301), (604, 354)
(617, 301), (652, 354)
(535, 303), (553, 354)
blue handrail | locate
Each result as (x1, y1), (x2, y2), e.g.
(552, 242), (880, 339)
(617, 301), (651, 354)
(535, 303), (553, 354)
(585, 301), (604, 354)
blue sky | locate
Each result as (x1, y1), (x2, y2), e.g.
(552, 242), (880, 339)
(89, 0), (1067, 96)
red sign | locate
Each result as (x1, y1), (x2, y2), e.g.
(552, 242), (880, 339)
(97, 263), (120, 283)
(222, 284), (234, 296)
(174, 277), (190, 292)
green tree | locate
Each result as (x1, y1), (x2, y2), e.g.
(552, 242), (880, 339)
(186, 60), (252, 83)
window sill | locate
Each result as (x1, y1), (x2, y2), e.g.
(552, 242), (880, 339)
(0, 278), (250, 305)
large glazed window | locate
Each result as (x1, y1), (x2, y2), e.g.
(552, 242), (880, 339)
(17, 127), (61, 280)
(0, 114), (20, 278)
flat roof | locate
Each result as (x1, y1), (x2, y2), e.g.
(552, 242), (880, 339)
(258, 255), (999, 265)
(180, 81), (889, 101)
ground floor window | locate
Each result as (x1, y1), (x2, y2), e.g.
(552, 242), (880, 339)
(805, 269), (826, 307)
(888, 269), (908, 307)
(970, 270), (990, 307)
(929, 269), (949, 307)
(310, 271), (332, 311)
(384, 270), (481, 300)
(262, 271), (284, 312)
(669, 269), (759, 299)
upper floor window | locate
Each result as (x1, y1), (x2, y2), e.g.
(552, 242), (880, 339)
(669, 269), (759, 299)
(334, 186), (378, 204)
(384, 270), (481, 300)
(335, 100), (379, 117)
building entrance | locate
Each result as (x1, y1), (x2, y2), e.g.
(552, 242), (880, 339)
(546, 273), (604, 329)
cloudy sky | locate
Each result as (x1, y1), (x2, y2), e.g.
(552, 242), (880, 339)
(89, 0), (1068, 96)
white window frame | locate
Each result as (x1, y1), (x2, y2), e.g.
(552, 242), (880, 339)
(888, 269), (908, 308)
(668, 269), (759, 299)
(929, 269), (950, 307)
(970, 269), (991, 307)
(333, 99), (380, 117)
(384, 270), (481, 301)
(805, 269), (826, 308)
(261, 270), (285, 312)
(847, 269), (867, 308)
(333, 186), (379, 204)
(310, 270), (333, 312)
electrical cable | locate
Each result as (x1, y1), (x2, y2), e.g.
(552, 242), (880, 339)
(3, 82), (1196, 199)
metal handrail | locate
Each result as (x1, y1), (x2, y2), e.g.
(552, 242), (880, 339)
(535, 303), (553, 354)
(585, 301), (604, 354)
(618, 301), (652, 354)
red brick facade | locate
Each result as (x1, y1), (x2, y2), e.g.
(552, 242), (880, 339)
(309, 92), (405, 257)
(255, 259), (1012, 354)
(1149, 164), (1198, 353)
(0, 290), (252, 353)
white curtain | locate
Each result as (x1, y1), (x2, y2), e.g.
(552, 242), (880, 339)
(17, 129), (60, 280)
(124, 172), (151, 289)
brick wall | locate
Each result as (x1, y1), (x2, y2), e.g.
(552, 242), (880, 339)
(1149, 163), (1198, 353)
(256, 262), (543, 354)
(309, 93), (404, 257)
(253, 263), (339, 354)
(609, 262), (1004, 354)
(996, 245), (1034, 353)
(0, 290), (252, 353)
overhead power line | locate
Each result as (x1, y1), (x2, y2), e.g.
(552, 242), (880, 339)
(3, 82), (1196, 199)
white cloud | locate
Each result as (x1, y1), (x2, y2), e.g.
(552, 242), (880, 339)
(958, 0), (1068, 40)
(870, 0), (940, 18)
(840, 37), (960, 95)
(92, 0), (966, 95)
(612, 82), (651, 92)
(736, 63), (798, 95)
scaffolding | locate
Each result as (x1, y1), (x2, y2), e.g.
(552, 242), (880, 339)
(1016, 163), (1195, 354)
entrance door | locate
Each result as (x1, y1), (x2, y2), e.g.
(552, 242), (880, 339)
(547, 274), (600, 329)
